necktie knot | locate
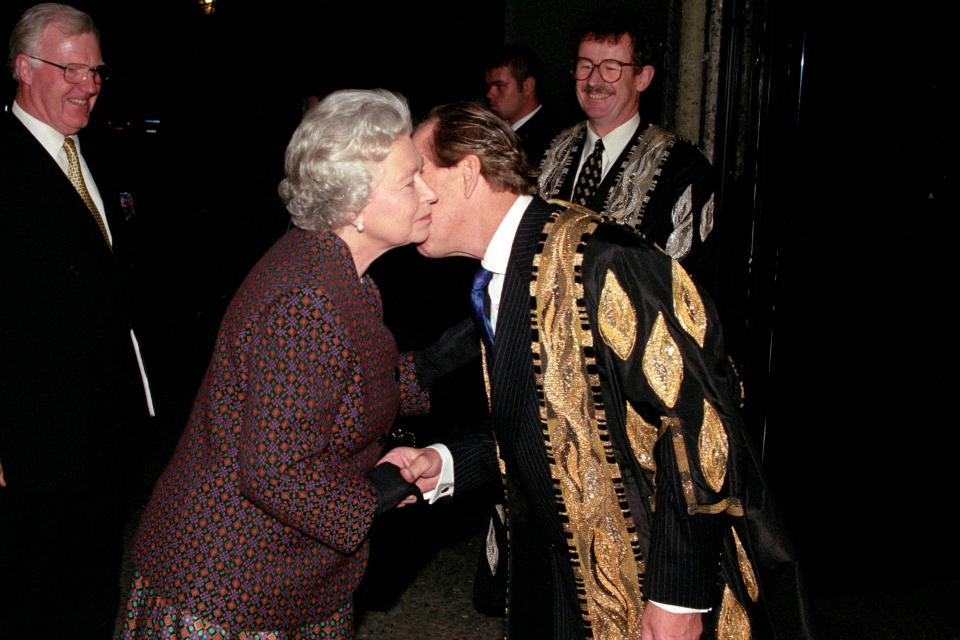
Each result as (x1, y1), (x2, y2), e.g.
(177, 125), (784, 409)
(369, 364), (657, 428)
(472, 267), (494, 293)
(572, 138), (605, 206)
(62, 135), (78, 159)
(470, 267), (495, 349)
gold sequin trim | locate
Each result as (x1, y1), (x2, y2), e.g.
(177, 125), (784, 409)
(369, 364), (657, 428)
(598, 270), (638, 360)
(625, 403), (658, 472)
(480, 341), (492, 414)
(672, 261), (707, 348)
(532, 208), (645, 639)
(732, 528), (759, 602)
(695, 497), (744, 516)
(642, 313), (683, 408)
(699, 400), (728, 492)
(666, 417), (743, 517)
(665, 417), (698, 515)
(716, 584), (751, 640)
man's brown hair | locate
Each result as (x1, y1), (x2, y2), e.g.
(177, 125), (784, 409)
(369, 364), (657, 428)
(421, 102), (538, 196)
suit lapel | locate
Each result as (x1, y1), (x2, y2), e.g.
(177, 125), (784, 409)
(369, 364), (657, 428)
(557, 131), (587, 202)
(7, 116), (117, 261)
(76, 136), (123, 257)
(489, 197), (554, 427)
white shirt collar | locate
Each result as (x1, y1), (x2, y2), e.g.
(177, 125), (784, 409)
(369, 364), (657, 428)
(12, 100), (75, 158)
(482, 194), (532, 275)
(511, 104), (543, 131)
(12, 99), (111, 242)
(481, 194), (532, 331)
(582, 112), (641, 177)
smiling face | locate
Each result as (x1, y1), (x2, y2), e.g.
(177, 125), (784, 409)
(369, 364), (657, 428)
(575, 34), (653, 137)
(15, 25), (102, 135)
(357, 135), (437, 252)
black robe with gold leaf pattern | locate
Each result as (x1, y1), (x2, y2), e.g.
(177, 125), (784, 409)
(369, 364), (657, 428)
(445, 198), (814, 639)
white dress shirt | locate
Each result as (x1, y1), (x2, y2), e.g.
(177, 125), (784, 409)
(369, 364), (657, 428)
(481, 194), (531, 331)
(13, 101), (112, 244)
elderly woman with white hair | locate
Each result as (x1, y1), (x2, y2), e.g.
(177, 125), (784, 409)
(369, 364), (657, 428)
(120, 89), (437, 638)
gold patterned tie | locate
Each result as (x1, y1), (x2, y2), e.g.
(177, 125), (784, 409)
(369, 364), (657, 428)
(62, 137), (111, 249)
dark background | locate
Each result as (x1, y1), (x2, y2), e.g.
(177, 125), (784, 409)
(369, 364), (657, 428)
(2, 0), (955, 634)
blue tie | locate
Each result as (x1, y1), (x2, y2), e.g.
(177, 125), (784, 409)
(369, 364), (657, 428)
(471, 267), (495, 350)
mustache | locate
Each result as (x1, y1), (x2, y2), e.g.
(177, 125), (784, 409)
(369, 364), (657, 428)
(582, 83), (613, 94)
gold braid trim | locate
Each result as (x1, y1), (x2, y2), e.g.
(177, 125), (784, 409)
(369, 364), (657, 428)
(665, 416), (743, 516)
(530, 208), (645, 639)
(480, 341), (493, 415)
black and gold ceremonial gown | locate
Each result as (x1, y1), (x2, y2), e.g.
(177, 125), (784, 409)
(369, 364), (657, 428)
(446, 198), (814, 639)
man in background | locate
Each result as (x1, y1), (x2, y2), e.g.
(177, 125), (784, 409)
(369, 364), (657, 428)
(539, 9), (716, 286)
(485, 43), (560, 166)
(0, 3), (153, 635)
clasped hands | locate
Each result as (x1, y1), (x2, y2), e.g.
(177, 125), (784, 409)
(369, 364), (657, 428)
(376, 447), (442, 507)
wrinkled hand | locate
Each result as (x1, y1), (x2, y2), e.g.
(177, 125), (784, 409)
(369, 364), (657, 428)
(0, 461), (5, 487)
(640, 605), (702, 640)
(378, 447), (442, 502)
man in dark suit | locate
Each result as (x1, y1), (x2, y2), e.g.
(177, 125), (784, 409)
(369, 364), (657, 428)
(485, 43), (560, 167)
(0, 4), (152, 635)
(386, 103), (811, 639)
(539, 9), (716, 288)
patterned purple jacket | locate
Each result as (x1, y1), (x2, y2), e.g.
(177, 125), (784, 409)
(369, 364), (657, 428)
(131, 229), (428, 631)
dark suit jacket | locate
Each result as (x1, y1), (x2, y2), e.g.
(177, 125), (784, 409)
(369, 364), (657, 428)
(0, 112), (145, 494)
(515, 107), (560, 168)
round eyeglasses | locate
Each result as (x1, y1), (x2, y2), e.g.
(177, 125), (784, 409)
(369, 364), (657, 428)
(571, 58), (637, 83)
(28, 55), (110, 84)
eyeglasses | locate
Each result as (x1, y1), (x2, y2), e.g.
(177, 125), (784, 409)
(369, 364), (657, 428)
(571, 57), (637, 83)
(28, 55), (110, 84)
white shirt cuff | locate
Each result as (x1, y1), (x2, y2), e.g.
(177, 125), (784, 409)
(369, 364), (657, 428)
(420, 443), (454, 504)
(648, 600), (710, 614)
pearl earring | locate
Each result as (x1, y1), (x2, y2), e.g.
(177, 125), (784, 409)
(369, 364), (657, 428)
(355, 220), (365, 233)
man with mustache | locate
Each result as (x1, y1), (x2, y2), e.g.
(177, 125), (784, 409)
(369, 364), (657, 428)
(539, 9), (716, 286)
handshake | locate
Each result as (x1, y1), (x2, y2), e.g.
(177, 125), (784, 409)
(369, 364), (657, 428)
(366, 447), (444, 514)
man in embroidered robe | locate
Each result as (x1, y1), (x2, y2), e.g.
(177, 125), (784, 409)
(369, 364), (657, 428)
(538, 9), (716, 287)
(385, 103), (812, 639)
